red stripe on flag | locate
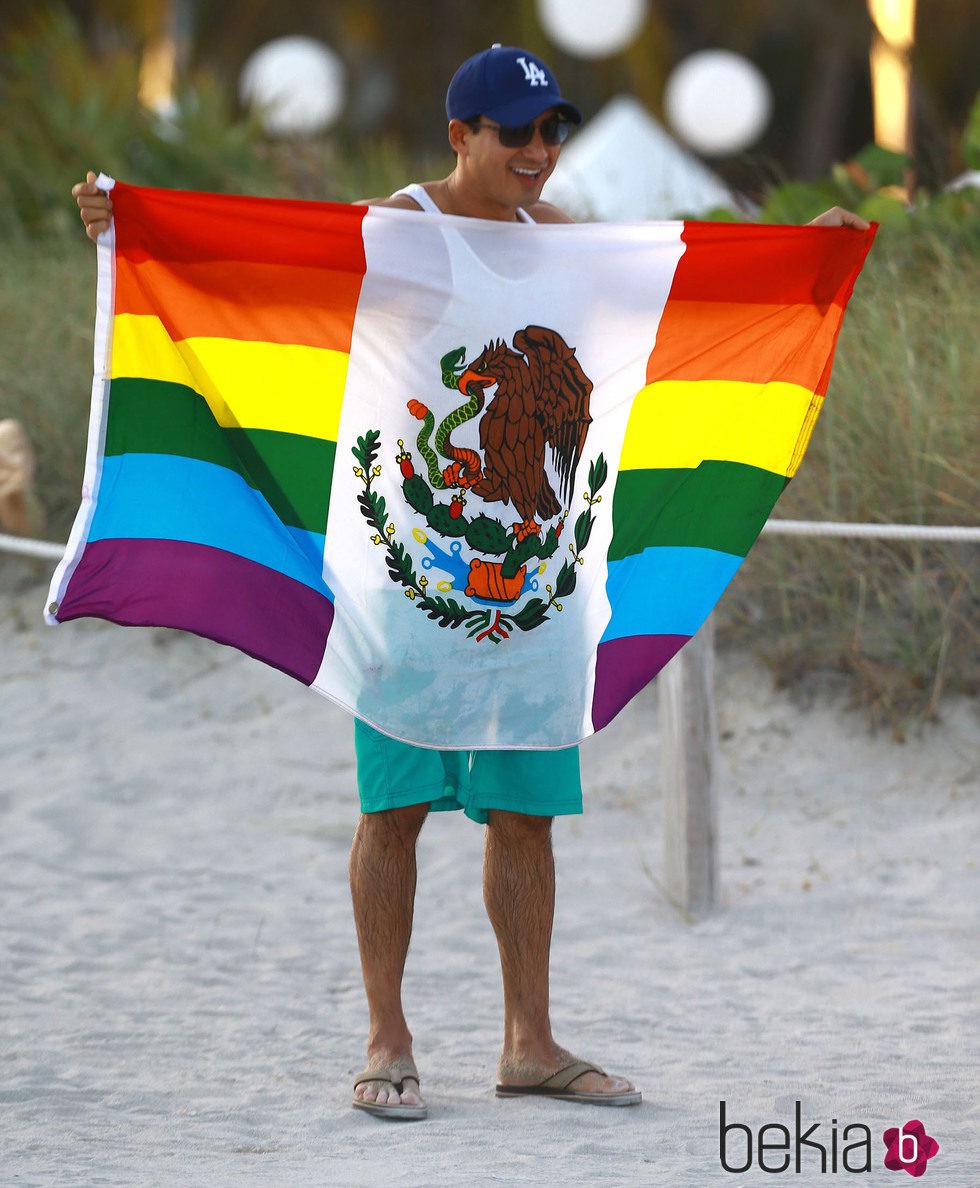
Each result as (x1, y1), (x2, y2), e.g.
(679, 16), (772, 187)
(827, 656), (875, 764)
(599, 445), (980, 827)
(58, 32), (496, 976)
(110, 182), (368, 270)
(668, 221), (877, 306)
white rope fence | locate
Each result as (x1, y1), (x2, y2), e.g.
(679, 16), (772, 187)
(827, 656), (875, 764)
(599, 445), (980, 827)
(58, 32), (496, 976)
(761, 519), (980, 542)
(0, 533), (65, 561)
(4, 520), (979, 565)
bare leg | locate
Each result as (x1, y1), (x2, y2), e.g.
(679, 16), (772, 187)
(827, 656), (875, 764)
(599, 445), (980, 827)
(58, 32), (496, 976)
(483, 809), (636, 1097)
(349, 804), (428, 1107)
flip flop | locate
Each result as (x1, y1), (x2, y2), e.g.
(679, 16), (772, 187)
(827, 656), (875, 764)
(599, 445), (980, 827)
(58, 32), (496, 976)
(352, 1060), (428, 1121)
(496, 1059), (642, 1106)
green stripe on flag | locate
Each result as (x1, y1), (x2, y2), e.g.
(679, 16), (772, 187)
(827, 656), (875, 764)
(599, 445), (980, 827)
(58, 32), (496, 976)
(609, 461), (788, 561)
(104, 376), (335, 534)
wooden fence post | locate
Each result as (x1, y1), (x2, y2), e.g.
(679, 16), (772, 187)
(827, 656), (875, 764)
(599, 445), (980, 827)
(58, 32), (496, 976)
(659, 616), (718, 916)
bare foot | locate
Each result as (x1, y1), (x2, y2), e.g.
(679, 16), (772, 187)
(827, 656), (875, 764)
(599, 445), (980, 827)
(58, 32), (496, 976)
(352, 1054), (427, 1119)
(497, 1045), (640, 1103)
(354, 1074), (424, 1109)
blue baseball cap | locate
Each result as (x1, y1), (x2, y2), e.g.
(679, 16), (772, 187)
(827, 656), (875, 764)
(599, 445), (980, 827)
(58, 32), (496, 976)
(446, 45), (582, 127)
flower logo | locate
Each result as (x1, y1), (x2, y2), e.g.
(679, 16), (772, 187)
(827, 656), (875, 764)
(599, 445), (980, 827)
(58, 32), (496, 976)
(883, 1120), (940, 1177)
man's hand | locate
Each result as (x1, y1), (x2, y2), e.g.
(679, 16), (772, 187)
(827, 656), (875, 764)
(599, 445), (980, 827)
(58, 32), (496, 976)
(807, 206), (871, 229)
(71, 171), (113, 241)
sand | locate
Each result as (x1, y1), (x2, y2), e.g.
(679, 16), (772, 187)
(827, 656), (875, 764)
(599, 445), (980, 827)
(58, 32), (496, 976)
(2, 558), (977, 1186)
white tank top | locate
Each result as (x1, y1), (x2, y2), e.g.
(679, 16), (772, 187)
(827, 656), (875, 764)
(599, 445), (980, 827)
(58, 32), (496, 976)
(390, 182), (534, 223)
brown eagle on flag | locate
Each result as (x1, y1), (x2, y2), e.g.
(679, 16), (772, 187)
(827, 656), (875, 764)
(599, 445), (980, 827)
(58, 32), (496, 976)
(445, 325), (594, 541)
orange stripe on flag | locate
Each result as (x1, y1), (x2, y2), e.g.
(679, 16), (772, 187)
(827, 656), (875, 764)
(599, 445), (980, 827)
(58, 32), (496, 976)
(646, 302), (843, 392)
(115, 257), (363, 353)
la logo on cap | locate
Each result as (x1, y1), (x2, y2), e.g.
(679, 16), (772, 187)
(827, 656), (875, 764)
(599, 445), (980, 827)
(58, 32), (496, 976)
(515, 56), (550, 87)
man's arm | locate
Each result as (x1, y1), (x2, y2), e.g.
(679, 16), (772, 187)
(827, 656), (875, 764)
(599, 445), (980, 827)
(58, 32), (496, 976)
(807, 205), (871, 229)
(354, 195), (424, 210)
(522, 200), (574, 224)
(354, 193), (574, 223)
(358, 194), (857, 228)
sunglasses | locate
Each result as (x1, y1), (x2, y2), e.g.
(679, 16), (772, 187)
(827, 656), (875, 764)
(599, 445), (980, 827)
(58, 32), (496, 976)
(472, 114), (572, 148)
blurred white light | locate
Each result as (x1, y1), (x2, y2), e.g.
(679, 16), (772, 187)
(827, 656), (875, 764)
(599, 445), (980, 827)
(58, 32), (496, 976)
(139, 35), (178, 117)
(537, 0), (648, 59)
(664, 50), (772, 157)
(867, 0), (916, 49)
(240, 36), (347, 136)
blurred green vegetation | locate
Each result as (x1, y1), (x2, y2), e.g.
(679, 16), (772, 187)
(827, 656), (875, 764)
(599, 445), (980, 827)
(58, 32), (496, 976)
(0, 7), (429, 236)
(1, 11), (977, 723)
(1, 9), (268, 238)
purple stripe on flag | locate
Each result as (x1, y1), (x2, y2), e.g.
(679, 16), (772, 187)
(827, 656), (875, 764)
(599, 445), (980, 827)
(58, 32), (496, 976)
(54, 538), (333, 685)
(591, 633), (690, 731)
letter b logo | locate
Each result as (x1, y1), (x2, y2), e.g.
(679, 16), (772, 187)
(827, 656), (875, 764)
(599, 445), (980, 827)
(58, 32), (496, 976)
(883, 1119), (939, 1176)
(897, 1126), (918, 1165)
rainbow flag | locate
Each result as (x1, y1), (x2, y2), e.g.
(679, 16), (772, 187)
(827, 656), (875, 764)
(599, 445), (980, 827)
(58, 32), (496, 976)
(47, 180), (874, 748)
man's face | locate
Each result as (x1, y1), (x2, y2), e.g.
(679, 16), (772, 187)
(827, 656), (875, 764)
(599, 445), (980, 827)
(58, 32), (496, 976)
(455, 108), (562, 208)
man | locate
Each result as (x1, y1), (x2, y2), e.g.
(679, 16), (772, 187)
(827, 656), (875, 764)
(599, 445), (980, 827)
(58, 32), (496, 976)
(73, 44), (868, 1122)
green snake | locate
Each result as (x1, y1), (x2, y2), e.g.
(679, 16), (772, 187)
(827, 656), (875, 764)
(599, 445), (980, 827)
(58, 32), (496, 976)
(407, 346), (487, 489)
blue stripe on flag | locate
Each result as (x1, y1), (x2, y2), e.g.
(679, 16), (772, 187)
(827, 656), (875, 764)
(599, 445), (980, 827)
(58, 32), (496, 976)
(89, 453), (332, 597)
(600, 546), (743, 641)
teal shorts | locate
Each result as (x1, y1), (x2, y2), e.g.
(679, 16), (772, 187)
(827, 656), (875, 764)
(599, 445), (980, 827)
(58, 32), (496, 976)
(354, 719), (583, 824)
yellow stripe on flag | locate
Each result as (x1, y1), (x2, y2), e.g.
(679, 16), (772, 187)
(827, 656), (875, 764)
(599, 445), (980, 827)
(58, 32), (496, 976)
(111, 313), (348, 440)
(620, 379), (823, 478)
